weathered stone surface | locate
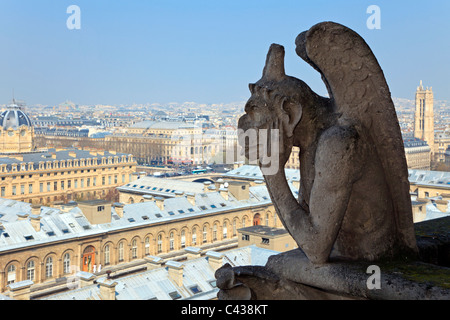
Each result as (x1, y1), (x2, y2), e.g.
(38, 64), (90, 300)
(238, 21), (418, 264)
(217, 21), (449, 300)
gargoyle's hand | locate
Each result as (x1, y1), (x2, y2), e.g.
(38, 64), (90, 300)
(215, 264), (282, 300)
(266, 94), (294, 168)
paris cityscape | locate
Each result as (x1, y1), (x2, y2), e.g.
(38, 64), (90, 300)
(0, 0), (449, 306)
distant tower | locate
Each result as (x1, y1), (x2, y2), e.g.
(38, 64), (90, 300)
(414, 80), (434, 153)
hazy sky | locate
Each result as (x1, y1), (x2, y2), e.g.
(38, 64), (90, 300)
(1, 0), (449, 106)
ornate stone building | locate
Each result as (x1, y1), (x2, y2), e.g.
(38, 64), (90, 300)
(412, 81), (450, 164)
(0, 104), (137, 205)
(0, 178), (284, 294)
(0, 103), (34, 154)
(403, 137), (431, 170)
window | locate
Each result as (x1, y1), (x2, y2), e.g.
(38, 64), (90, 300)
(145, 237), (150, 255)
(54, 181), (58, 191)
(242, 234), (250, 241)
(189, 285), (202, 294)
(97, 206), (105, 212)
(1, 186), (5, 197)
(132, 239), (138, 259)
(61, 181), (64, 190)
(157, 234), (163, 253)
(7, 265), (16, 285)
(181, 230), (186, 248)
(12, 186), (16, 196)
(74, 180), (78, 188)
(233, 219), (237, 236)
(27, 261), (35, 281)
(47, 182), (51, 192)
(203, 226), (208, 243)
(108, 176), (112, 185)
(63, 253), (71, 274)
(24, 235), (34, 241)
(213, 224), (217, 241)
(262, 238), (270, 245)
(104, 245), (110, 265)
(118, 242), (124, 262)
(46, 257), (53, 279)
(29, 184), (33, 194)
(192, 228), (197, 245)
(169, 291), (181, 300)
(20, 185), (25, 195)
(169, 232), (174, 251)
(223, 222), (228, 239)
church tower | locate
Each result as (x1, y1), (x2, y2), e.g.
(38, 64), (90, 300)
(414, 80), (434, 153)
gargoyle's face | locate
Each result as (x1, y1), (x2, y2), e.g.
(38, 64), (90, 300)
(238, 89), (275, 160)
(238, 83), (303, 163)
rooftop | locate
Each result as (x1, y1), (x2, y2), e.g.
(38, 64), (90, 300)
(40, 245), (278, 300)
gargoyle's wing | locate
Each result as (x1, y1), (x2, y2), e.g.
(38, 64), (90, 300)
(296, 22), (418, 256)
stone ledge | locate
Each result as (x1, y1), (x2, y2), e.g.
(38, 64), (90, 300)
(264, 249), (450, 300)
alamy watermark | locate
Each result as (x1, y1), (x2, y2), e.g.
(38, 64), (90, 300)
(67, 5), (81, 30)
(367, 5), (381, 30)
(366, 265), (381, 290)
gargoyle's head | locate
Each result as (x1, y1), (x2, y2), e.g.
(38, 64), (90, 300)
(238, 44), (306, 161)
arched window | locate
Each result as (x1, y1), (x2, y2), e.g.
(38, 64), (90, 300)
(132, 239), (138, 259)
(169, 232), (174, 251)
(192, 228), (197, 245)
(157, 234), (163, 253)
(118, 242), (124, 262)
(145, 237), (150, 255)
(265, 213), (269, 226)
(203, 226), (208, 243)
(45, 257), (53, 279)
(63, 253), (71, 274)
(7, 265), (16, 285)
(213, 224), (218, 241)
(233, 219), (237, 236)
(27, 261), (35, 281)
(104, 245), (110, 265)
(223, 222), (228, 239)
(242, 217), (247, 228)
(181, 230), (186, 248)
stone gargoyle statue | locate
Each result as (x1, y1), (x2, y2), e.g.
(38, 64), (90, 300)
(216, 22), (420, 299)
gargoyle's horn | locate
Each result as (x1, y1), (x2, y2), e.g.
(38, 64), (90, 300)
(262, 44), (286, 81)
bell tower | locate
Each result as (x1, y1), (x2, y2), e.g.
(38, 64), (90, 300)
(414, 80), (434, 153)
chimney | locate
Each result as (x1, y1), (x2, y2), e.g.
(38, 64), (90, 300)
(97, 278), (118, 300)
(186, 193), (195, 205)
(215, 178), (224, 190)
(143, 195), (153, 202)
(166, 261), (184, 287)
(175, 191), (184, 197)
(31, 204), (41, 216)
(435, 200), (448, 213)
(219, 188), (229, 201)
(145, 256), (164, 270)
(155, 197), (164, 210)
(185, 247), (202, 260)
(77, 271), (96, 288)
(8, 280), (34, 300)
(138, 172), (147, 179)
(17, 213), (29, 221)
(206, 251), (224, 271)
(30, 215), (42, 232)
(233, 161), (244, 170)
(113, 203), (125, 218)
(227, 182), (250, 201)
(203, 181), (212, 192)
